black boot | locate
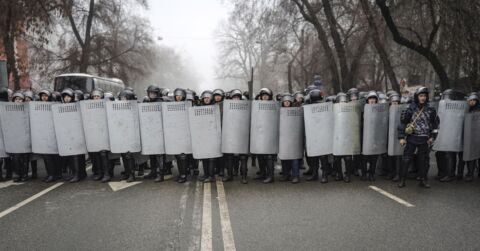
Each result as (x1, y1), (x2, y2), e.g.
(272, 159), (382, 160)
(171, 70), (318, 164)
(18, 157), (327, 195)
(398, 157), (410, 188)
(419, 178), (430, 188)
(222, 156), (233, 182)
(101, 153), (113, 183)
(155, 156), (165, 182)
(465, 162), (474, 182)
(320, 169), (328, 183)
(127, 158), (136, 183)
(204, 159), (216, 183)
(144, 156), (158, 179)
(280, 163), (291, 182)
(69, 156), (81, 183)
(306, 165), (319, 181)
(176, 155), (188, 183)
(240, 156), (248, 184)
(262, 157), (274, 184)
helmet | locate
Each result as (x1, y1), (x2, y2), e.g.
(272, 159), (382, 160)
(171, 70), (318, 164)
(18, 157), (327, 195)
(336, 92), (348, 103)
(389, 93), (401, 103)
(74, 90), (84, 101)
(325, 95), (336, 103)
(12, 91), (25, 102)
(441, 89), (453, 100)
(142, 96), (150, 102)
(104, 92), (115, 101)
(201, 90), (213, 100)
(0, 87), (9, 101)
(280, 93), (294, 103)
(347, 88), (359, 100)
(38, 89), (52, 101)
(414, 86), (430, 103)
(386, 90), (399, 98)
(365, 91), (379, 103)
(309, 89), (323, 103)
(258, 88), (273, 99)
(173, 88), (186, 101)
(161, 88), (170, 97)
(118, 89), (136, 100)
(467, 93), (479, 102)
(52, 91), (62, 102)
(275, 93), (282, 101)
(293, 91), (305, 102)
(213, 89), (225, 97)
(242, 91), (250, 100)
(230, 89), (242, 99)
(61, 88), (75, 103)
(185, 89), (196, 101)
(23, 90), (34, 101)
(304, 84), (318, 95)
(146, 85), (161, 94)
(91, 89), (104, 99)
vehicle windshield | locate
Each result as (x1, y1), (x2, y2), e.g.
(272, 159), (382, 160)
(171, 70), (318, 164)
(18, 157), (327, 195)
(54, 76), (93, 92)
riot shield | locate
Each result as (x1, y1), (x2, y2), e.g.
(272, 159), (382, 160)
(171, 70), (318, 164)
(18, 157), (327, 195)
(162, 102), (192, 155)
(462, 112), (480, 161)
(106, 101), (141, 153)
(333, 103), (361, 156)
(52, 103), (87, 156)
(249, 100), (280, 154)
(362, 103), (389, 155)
(303, 102), (334, 157)
(278, 107), (304, 160)
(388, 104), (407, 156)
(433, 100), (467, 152)
(188, 105), (222, 159)
(138, 102), (165, 155)
(80, 100), (110, 152)
(29, 102), (58, 154)
(221, 100), (251, 154)
(0, 120), (7, 158)
(0, 103), (31, 153)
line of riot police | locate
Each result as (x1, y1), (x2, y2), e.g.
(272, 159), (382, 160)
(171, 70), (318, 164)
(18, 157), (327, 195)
(0, 85), (478, 189)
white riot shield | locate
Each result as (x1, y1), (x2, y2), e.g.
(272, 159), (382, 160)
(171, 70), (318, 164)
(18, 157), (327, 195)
(0, 103), (31, 153)
(29, 102), (58, 154)
(188, 105), (222, 159)
(221, 100), (251, 154)
(106, 101), (141, 153)
(333, 103), (361, 156)
(52, 103), (87, 156)
(80, 100), (110, 152)
(303, 103), (334, 157)
(162, 102), (192, 155)
(433, 100), (467, 152)
(250, 101), (280, 154)
(0, 120), (7, 158)
(388, 104), (407, 156)
(138, 103), (165, 155)
(278, 107), (304, 160)
(362, 103), (389, 155)
(462, 112), (480, 161)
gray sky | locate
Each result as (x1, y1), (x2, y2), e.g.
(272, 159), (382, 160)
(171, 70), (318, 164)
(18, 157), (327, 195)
(146, 0), (229, 91)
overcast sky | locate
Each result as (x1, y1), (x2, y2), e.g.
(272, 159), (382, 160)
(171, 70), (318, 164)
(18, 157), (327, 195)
(146, 0), (229, 91)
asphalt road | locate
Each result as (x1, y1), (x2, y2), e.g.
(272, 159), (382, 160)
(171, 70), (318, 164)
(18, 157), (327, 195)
(1, 159), (480, 251)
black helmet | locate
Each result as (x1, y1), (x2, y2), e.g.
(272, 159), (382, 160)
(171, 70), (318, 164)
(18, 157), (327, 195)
(146, 85), (161, 94)
(91, 89), (105, 99)
(118, 89), (136, 100)
(230, 89), (242, 99)
(275, 93), (282, 101)
(242, 91), (250, 100)
(12, 91), (25, 102)
(52, 91), (62, 102)
(386, 90), (399, 98)
(23, 90), (34, 101)
(74, 90), (84, 101)
(347, 88), (359, 100)
(309, 89), (323, 103)
(142, 96), (150, 102)
(258, 88), (273, 99)
(0, 87), (9, 102)
(173, 88), (186, 101)
(61, 88), (75, 103)
(161, 88), (170, 97)
(38, 89), (52, 101)
(304, 84), (318, 95)
(325, 95), (336, 103)
(414, 86), (430, 103)
(336, 92), (348, 103)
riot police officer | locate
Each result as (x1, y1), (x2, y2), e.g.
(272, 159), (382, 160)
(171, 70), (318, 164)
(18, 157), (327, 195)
(460, 93), (479, 182)
(173, 88), (189, 183)
(254, 88), (276, 183)
(279, 94), (301, 184)
(9, 91), (30, 182)
(387, 93), (402, 181)
(0, 88), (11, 181)
(363, 91), (380, 181)
(333, 92), (355, 183)
(142, 85), (166, 182)
(398, 87), (439, 188)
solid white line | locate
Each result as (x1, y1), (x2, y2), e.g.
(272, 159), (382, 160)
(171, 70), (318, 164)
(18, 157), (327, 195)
(200, 182), (212, 251)
(369, 185), (415, 207)
(188, 181), (202, 251)
(216, 180), (236, 251)
(0, 182), (64, 219)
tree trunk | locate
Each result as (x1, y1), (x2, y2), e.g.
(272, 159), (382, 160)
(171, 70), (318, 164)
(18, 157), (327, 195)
(4, 4), (20, 90)
(79, 0), (95, 73)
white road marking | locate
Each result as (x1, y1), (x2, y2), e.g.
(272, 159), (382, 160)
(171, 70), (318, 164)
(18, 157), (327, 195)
(216, 180), (236, 251)
(369, 185), (415, 207)
(108, 180), (142, 192)
(188, 181), (202, 251)
(201, 182), (212, 251)
(0, 180), (25, 189)
(0, 182), (64, 219)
